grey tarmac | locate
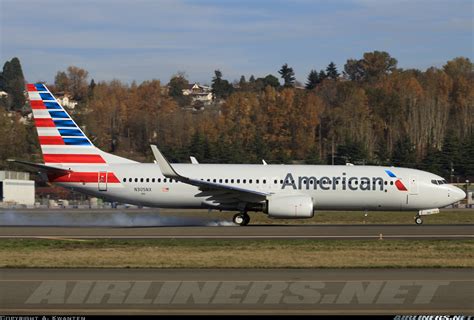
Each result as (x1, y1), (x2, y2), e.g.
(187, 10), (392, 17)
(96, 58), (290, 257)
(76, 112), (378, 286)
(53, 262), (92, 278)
(0, 268), (472, 314)
(0, 224), (473, 240)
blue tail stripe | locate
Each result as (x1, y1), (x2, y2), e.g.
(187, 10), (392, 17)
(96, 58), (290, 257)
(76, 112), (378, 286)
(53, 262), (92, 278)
(49, 111), (69, 119)
(63, 138), (91, 146)
(35, 84), (47, 91)
(53, 120), (76, 128)
(39, 93), (54, 100)
(58, 129), (84, 137)
(43, 102), (62, 110)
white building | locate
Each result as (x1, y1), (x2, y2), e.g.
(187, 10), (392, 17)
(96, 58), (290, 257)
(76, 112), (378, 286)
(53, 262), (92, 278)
(0, 171), (35, 206)
(182, 83), (214, 105)
(56, 94), (78, 109)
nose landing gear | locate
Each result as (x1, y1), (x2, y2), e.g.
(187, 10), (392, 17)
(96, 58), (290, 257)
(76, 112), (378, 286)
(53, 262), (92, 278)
(414, 216), (423, 225)
(233, 212), (250, 226)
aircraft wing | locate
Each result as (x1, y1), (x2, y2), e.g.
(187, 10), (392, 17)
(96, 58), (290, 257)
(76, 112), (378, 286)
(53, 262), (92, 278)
(150, 145), (268, 206)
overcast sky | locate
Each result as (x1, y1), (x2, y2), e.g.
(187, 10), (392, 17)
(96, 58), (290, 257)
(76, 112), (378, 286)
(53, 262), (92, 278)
(1, 0), (472, 85)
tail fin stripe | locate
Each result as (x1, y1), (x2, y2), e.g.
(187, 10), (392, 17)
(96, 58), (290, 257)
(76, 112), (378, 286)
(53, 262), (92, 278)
(43, 102), (62, 110)
(34, 118), (56, 127)
(58, 129), (84, 137)
(43, 154), (106, 163)
(53, 120), (77, 128)
(62, 138), (91, 146)
(49, 111), (69, 118)
(39, 93), (54, 100)
(31, 101), (46, 109)
(34, 83), (47, 91)
(39, 136), (65, 145)
(27, 84), (37, 91)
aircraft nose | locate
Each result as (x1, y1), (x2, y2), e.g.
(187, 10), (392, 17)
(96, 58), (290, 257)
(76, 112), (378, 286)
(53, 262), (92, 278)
(451, 186), (466, 202)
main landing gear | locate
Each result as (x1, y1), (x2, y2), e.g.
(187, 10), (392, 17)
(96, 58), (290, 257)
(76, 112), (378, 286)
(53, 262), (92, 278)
(414, 216), (423, 225)
(233, 212), (250, 226)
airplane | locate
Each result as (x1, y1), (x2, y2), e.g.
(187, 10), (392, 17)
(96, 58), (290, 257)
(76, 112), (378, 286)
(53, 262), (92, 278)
(10, 83), (466, 226)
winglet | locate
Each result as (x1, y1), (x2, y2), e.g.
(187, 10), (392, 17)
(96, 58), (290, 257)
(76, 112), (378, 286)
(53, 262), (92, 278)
(190, 156), (199, 164)
(150, 145), (180, 178)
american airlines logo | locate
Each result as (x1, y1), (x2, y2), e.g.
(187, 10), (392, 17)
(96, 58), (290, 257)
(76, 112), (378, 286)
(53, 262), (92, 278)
(281, 171), (407, 192)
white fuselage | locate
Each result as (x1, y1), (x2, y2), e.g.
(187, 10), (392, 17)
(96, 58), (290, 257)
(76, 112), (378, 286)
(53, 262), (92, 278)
(54, 164), (466, 212)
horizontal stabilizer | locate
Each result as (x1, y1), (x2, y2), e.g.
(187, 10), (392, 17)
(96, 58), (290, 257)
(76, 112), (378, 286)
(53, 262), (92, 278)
(7, 159), (71, 175)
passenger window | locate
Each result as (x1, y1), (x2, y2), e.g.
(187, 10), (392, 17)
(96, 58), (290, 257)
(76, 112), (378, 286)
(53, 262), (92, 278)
(134, 178), (138, 182)
(243, 179), (246, 184)
(152, 178), (155, 183)
(263, 179), (266, 184)
(213, 179), (216, 183)
(219, 179), (222, 183)
(164, 178), (167, 183)
(256, 179), (259, 184)
(225, 179), (228, 183)
(249, 179), (253, 184)
(280, 180), (283, 184)
(123, 178), (126, 182)
(274, 180), (277, 184)
(140, 178), (144, 182)
(146, 178), (150, 183)
(237, 179), (240, 183)
(231, 179), (234, 183)
(129, 178), (132, 182)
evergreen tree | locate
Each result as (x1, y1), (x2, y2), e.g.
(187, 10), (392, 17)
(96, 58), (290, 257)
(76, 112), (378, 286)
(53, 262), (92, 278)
(211, 70), (233, 100)
(392, 137), (416, 167)
(305, 69), (320, 90)
(278, 63), (295, 87)
(318, 70), (327, 81)
(2, 57), (25, 110)
(326, 62), (339, 80)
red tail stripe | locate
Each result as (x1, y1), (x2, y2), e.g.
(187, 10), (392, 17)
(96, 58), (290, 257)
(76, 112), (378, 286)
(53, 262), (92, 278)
(49, 172), (120, 183)
(26, 84), (37, 91)
(39, 136), (64, 145)
(34, 118), (55, 127)
(31, 100), (46, 109)
(43, 154), (106, 163)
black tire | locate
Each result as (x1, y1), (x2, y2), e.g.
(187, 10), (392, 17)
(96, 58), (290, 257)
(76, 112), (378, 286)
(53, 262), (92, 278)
(233, 213), (245, 226)
(415, 217), (423, 225)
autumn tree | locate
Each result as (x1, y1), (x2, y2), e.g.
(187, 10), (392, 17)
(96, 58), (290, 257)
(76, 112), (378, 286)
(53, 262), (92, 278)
(54, 71), (69, 92)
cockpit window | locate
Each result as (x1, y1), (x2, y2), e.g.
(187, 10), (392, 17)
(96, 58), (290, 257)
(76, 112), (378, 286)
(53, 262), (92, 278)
(432, 179), (448, 185)
(431, 179), (438, 185)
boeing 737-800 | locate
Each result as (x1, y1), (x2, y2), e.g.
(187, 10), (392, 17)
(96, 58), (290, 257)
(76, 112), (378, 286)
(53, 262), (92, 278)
(11, 83), (466, 225)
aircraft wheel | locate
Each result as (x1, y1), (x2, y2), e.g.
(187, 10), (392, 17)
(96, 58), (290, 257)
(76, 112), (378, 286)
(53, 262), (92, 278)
(415, 216), (423, 225)
(233, 213), (246, 226)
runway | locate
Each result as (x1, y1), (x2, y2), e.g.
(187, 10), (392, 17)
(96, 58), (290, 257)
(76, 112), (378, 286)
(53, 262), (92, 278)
(1, 268), (472, 314)
(1, 224), (473, 240)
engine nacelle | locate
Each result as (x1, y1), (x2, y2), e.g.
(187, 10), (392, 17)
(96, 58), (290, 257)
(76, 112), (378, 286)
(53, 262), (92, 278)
(266, 195), (314, 219)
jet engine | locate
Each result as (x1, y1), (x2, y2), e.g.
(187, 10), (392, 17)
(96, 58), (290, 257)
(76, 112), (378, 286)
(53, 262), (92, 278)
(266, 195), (314, 218)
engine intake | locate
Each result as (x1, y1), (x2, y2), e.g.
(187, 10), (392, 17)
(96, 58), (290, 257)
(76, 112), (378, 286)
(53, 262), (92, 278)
(266, 195), (314, 219)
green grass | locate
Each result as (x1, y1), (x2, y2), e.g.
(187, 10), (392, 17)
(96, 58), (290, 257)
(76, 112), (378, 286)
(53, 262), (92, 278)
(1, 239), (473, 269)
